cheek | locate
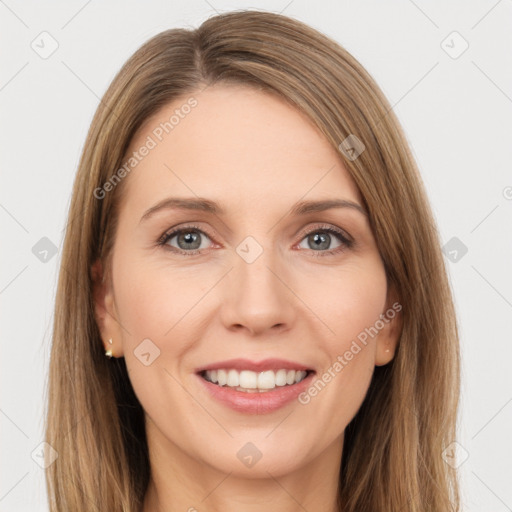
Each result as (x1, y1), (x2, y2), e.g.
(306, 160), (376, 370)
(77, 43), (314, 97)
(111, 252), (214, 405)
(113, 252), (207, 344)
(301, 259), (387, 415)
(313, 259), (388, 350)
(112, 256), (197, 434)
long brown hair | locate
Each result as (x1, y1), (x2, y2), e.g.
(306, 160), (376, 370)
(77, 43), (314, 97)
(45, 10), (461, 511)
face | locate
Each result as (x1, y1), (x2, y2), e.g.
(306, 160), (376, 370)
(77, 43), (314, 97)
(93, 84), (400, 479)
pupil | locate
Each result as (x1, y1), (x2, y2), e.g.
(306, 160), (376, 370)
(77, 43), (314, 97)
(311, 232), (329, 250)
(179, 231), (200, 250)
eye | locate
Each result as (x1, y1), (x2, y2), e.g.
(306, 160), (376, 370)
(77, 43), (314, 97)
(296, 224), (353, 257)
(157, 224), (214, 254)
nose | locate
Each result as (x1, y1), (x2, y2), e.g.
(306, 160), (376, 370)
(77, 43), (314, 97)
(219, 247), (296, 337)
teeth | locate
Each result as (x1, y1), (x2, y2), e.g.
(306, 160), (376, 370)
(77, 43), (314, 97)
(227, 369), (239, 387)
(240, 370), (257, 389)
(275, 369), (287, 386)
(203, 368), (309, 390)
(217, 369), (227, 386)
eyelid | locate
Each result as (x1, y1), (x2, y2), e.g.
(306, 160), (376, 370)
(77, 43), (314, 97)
(295, 223), (353, 245)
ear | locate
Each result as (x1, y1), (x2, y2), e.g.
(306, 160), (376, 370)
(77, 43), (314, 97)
(375, 286), (403, 367)
(91, 258), (124, 357)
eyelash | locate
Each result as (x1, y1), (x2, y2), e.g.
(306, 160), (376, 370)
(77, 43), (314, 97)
(156, 223), (354, 257)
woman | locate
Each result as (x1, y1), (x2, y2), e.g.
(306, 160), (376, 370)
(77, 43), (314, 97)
(45, 10), (461, 512)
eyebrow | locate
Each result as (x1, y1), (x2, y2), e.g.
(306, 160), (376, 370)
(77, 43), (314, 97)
(139, 197), (367, 223)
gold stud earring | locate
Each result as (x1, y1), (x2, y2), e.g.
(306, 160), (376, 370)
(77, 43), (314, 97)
(105, 338), (114, 358)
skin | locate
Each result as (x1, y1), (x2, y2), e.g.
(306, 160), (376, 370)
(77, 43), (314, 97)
(93, 84), (401, 512)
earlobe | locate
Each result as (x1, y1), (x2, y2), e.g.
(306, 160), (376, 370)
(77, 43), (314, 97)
(91, 259), (124, 357)
(375, 342), (397, 367)
(375, 291), (403, 367)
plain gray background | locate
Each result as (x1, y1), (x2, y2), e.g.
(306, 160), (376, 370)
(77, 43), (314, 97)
(1, 1), (511, 510)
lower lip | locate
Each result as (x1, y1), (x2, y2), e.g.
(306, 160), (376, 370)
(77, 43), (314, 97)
(196, 372), (315, 414)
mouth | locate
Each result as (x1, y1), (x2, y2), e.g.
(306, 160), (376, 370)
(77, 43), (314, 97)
(198, 368), (314, 393)
(196, 362), (316, 414)
(194, 358), (316, 413)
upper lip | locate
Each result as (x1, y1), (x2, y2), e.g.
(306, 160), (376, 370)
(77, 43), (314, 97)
(195, 358), (314, 374)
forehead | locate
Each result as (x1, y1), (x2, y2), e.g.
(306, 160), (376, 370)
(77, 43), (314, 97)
(120, 84), (361, 217)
